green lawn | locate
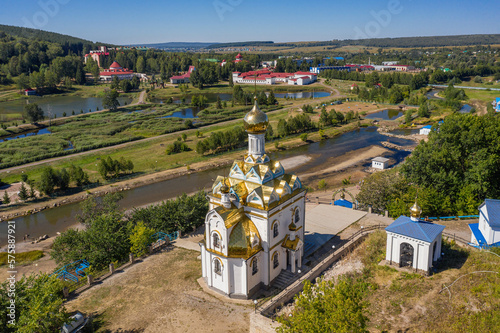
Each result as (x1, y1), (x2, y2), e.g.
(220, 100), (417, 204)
(0, 250), (44, 266)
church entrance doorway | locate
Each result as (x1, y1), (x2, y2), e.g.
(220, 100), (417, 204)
(400, 242), (414, 267)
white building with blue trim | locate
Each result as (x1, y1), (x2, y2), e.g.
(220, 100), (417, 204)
(419, 125), (432, 135)
(385, 200), (445, 274)
(469, 199), (500, 248)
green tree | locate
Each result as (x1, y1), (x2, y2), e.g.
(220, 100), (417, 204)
(0, 274), (69, 333)
(129, 221), (156, 257)
(277, 276), (369, 333)
(38, 166), (57, 195)
(23, 103), (44, 123)
(21, 173), (28, 183)
(19, 183), (28, 201)
(2, 191), (10, 205)
(182, 133), (187, 141)
(16, 73), (30, 91)
(300, 133), (308, 142)
(103, 89), (120, 111)
(405, 109), (413, 124)
(318, 179), (327, 191)
(69, 164), (89, 186)
(267, 90), (277, 105)
(216, 95), (222, 109)
(136, 56), (145, 73)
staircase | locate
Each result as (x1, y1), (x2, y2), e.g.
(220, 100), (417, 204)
(272, 269), (298, 291)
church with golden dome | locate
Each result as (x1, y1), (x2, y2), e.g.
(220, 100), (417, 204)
(200, 97), (306, 298)
(385, 199), (445, 274)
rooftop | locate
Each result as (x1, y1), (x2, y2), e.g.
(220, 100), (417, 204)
(385, 216), (445, 243)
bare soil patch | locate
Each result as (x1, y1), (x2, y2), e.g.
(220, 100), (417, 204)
(65, 248), (251, 333)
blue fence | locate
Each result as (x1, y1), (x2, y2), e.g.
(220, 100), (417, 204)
(150, 231), (179, 244)
(427, 215), (479, 220)
(51, 259), (90, 282)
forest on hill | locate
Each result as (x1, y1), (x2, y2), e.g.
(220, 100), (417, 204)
(0, 24), (110, 50)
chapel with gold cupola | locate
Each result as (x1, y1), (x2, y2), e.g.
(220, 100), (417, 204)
(200, 97), (306, 298)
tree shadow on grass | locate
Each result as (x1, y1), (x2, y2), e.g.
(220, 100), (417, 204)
(83, 312), (145, 333)
(433, 240), (469, 274)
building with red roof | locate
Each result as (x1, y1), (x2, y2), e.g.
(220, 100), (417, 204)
(99, 61), (136, 81)
(170, 66), (196, 84)
(84, 46), (109, 67)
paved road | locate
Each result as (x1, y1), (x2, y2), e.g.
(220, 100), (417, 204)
(1, 87), (344, 173)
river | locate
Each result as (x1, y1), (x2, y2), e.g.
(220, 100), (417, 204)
(0, 126), (414, 247)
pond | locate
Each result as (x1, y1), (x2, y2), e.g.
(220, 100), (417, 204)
(0, 126), (415, 247)
(458, 104), (473, 114)
(364, 109), (404, 120)
(151, 91), (331, 104)
(273, 91), (331, 99)
(0, 128), (52, 142)
(425, 89), (444, 100)
(152, 93), (233, 105)
(159, 107), (200, 119)
(0, 95), (133, 118)
(388, 128), (420, 136)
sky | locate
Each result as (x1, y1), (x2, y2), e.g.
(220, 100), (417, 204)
(0, 0), (499, 45)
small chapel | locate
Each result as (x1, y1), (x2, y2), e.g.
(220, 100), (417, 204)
(385, 199), (445, 274)
(200, 97), (306, 299)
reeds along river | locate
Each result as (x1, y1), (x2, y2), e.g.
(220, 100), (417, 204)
(0, 126), (415, 247)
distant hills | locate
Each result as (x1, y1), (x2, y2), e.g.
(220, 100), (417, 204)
(207, 34), (500, 49)
(129, 42), (217, 49)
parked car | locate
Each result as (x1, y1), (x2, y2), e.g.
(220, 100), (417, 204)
(61, 312), (88, 333)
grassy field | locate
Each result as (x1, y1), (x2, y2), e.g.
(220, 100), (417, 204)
(0, 100), (363, 187)
(279, 231), (500, 332)
(0, 250), (44, 266)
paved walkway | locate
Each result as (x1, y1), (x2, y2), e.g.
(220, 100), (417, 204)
(304, 205), (367, 255)
(171, 238), (202, 252)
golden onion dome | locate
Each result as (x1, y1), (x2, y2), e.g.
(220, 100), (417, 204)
(243, 97), (268, 134)
(410, 199), (422, 219)
(220, 183), (230, 194)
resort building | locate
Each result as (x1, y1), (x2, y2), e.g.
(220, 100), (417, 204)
(469, 199), (500, 248)
(232, 70), (317, 86)
(385, 200), (445, 274)
(84, 46), (109, 67)
(170, 66), (196, 84)
(99, 61), (136, 81)
(200, 98), (306, 298)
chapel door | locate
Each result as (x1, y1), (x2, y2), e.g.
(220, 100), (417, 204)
(400, 242), (414, 268)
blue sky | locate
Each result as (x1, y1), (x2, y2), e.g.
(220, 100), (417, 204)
(0, 0), (498, 44)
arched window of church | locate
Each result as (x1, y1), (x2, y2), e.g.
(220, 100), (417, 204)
(273, 252), (279, 269)
(252, 258), (258, 275)
(214, 258), (222, 275)
(295, 209), (300, 224)
(273, 221), (279, 238)
(212, 232), (220, 249)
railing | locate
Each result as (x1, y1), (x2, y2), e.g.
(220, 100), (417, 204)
(258, 225), (384, 318)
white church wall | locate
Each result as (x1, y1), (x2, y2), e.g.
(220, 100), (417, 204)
(247, 253), (263, 293)
(211, 255), (228, 295)
(269, 248), (285, 282)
